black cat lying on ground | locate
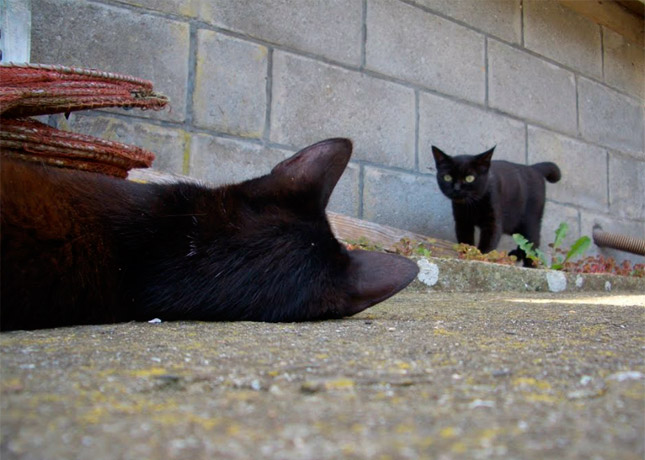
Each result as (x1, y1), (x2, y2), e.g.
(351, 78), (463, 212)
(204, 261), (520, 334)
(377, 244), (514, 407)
(432, 146), (561, 267)
(1, 138), (418, 330)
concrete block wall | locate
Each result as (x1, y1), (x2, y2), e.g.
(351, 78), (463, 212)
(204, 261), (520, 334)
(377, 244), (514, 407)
(29, 0), (644, 262)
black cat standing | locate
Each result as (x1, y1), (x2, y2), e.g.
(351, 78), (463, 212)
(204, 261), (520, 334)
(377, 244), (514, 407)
(1, 138), (419, 330)
(431, 146), (561, 267)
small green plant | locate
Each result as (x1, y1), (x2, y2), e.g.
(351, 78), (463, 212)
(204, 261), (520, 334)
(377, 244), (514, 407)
(344, 236), (384, 253)
(513, 222), (591, 269)
(512, 233), (548, 267)
(393, 237), (433, 257)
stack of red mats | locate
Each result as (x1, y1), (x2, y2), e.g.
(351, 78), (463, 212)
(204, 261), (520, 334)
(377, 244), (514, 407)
(0, 64), (168, 178)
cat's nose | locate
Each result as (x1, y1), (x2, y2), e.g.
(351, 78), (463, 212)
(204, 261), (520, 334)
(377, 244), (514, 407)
(454, 183), (461, 191)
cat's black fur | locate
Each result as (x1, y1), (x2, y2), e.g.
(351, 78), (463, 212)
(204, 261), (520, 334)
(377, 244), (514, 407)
(1, 138), (418, 330)
(431, 146), (561, 266)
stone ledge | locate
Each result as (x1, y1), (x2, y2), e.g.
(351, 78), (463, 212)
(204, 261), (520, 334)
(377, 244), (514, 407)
(411, 256), (645, 293)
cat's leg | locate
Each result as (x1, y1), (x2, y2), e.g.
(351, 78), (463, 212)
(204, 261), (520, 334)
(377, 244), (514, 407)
(511, 219), (542, 267)
(508, 225), (528, 263)
(508, 247), (533, 266)
(508, 247), (526, 263)
(453, 204), (475, 245)
(477, 223), (502, 253)
(455, 221), (475, 246)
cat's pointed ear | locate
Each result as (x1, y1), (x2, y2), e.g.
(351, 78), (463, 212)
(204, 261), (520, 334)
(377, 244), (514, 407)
(477, 146), (495, 163)
(271, 138), (352, 208)
(431, 146), (450, 166)
(474, 146), (495, 171)
(342, 250), (419, 316)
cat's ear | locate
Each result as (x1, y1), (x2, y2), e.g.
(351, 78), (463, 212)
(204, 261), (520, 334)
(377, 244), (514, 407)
(271, 138), (352, 208)
(474, 146), (495, 171)
(342, 250), (419, 316)
(477, 146), (495, 164)
(431, 146), (450, 166)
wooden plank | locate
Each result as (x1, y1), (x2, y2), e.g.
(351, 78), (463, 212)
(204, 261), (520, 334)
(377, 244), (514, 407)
(616, 0), (645, 17)
(327, 211), (458, 257)
(557, 0), (644, 46)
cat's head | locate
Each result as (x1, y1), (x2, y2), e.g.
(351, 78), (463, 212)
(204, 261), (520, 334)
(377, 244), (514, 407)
(206, 138), (419, 322)
(431, 146), (495, 203)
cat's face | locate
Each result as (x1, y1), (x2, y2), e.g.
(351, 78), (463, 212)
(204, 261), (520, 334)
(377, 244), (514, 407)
(207, 139), (419, 321)
(431, 146), (495, 203)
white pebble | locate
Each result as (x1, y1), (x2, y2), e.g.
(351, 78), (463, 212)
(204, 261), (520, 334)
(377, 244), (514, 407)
(468, 399), (495, 409)
(546, 271), (567, 292)
(417, 258), (439, 286)
(608, 371), (643, 382)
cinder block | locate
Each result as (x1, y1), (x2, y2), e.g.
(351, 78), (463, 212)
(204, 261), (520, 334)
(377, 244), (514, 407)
(366, 0), (485, 104)
(56, 113), (188, 174)
(580, 211), (645, 266)
(541, 201), (581, 250)
(271, 52), (416, 170)
(578, 78), (644, 156)
(362, 166), (454, 239)
(193, 30), (268, 138)
(199, 0), (363, 65)
(528, 126), (607, 211)
(112, 0), (199, 17)
(609, 153), (645, 220)
(411, 0), (521, 44)
(488, 40), (577, 135)
(524, 0), (602, 78)
(495, 234), (517, 253)
(189, 134), (360, 216)
(189, 134), (291, 185)
(418, 92), (525, 174)
(30, 0), (190, 123)
(603, 28), (645, 99)
(328, 163), (361, 218)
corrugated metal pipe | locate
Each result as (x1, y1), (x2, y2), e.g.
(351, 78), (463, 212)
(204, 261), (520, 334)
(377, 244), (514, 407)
(592, 225), (645, 256)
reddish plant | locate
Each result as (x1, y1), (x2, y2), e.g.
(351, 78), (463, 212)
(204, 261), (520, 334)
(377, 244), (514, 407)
(563, 255), (645, 278)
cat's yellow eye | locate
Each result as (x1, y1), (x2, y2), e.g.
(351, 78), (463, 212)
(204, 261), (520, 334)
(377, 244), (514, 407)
(465, 175), (475, 183)
(443, 174), (452, 182)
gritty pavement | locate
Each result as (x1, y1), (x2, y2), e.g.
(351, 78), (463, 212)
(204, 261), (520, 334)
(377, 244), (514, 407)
(1, 291), (644, 460)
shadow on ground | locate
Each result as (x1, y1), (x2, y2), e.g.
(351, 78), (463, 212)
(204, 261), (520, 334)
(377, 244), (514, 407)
(1, 291), (644, 459)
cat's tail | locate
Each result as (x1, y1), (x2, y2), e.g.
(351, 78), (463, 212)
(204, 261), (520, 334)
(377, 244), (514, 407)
(531, 162), (561, 183)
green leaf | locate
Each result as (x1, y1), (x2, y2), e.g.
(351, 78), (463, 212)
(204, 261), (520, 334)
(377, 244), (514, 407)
(535, 248), (549, 267)
(513, 233), (542, 264)
(553, 222), (568, 249)
(551, 254), (563, 269)
(512, 233), (532, 252)
(564, 236), (591, 263)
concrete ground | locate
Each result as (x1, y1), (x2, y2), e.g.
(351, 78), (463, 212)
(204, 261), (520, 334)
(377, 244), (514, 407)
(1, 290), (644, 460)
